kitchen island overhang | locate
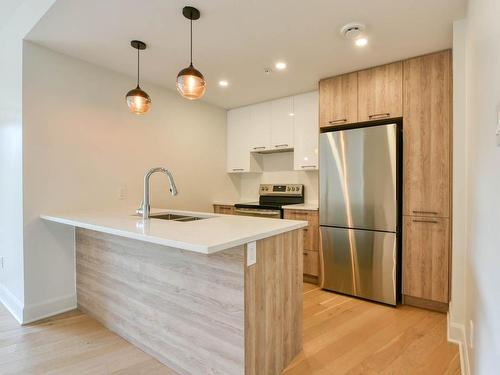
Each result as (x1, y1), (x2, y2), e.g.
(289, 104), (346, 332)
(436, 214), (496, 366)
(41, 209), (307, 375)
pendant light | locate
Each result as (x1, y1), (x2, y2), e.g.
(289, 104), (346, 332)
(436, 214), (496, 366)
(176, 6), (206, 100)
(126, 40), (151, 115)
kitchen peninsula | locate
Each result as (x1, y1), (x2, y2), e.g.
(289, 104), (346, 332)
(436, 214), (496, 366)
(41, 209), (307, 375)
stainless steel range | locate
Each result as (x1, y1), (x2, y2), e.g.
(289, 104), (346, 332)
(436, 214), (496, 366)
(234, 184), (304, 219)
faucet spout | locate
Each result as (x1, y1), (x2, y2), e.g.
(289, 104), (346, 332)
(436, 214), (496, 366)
(138, 167), (178, 219)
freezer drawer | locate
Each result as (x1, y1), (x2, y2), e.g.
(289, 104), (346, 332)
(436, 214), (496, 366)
(319, 124), (398, 232)
(320, 226), (397, 305)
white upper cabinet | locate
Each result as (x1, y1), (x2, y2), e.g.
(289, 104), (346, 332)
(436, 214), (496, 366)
(293, 91), (319, 171)
(270, 97), (294, 150)
(227, 107), (260, 173)
(226, 91), (318, 173)
(248, 102), (271, 152)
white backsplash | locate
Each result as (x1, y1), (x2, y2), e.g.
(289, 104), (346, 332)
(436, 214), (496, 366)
(238, 152), (319, 204)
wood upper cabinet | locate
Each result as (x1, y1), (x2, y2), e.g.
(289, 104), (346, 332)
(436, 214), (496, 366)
(403, 216), (449, 303)
(358, 61), (403, 121)
(319, 72), (358, 127)
(403, 50), (451, 217)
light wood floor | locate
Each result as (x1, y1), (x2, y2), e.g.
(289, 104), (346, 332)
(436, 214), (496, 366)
(0, 284), (460, 375)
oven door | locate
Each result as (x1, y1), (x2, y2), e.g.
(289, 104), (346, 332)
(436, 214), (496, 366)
(233, 207), (282, 219)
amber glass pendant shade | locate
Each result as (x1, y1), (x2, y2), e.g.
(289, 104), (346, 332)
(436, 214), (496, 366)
(176, 63), (206, 100)
(126, 86), (151, 115)
(126, 40), (151, 114)
(177, 6), (206, 100)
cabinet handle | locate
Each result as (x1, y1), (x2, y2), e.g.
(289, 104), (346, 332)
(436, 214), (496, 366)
(301, 165), (317, 169)
(412, 219), (439, 224)
(274, 144), (289, 148)
(303, 252), (308, 256)
(232, 168), (244, 171)
(253, 146), (266, 150)
(328, 118), (347, 124)
(412, 210), (438, 215)
(368, 113), (390, 119)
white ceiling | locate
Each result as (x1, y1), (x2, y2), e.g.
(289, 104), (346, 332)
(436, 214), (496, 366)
(27, 0), (466, 109)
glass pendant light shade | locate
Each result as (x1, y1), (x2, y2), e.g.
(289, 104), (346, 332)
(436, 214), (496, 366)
(126, 40), (151, 114)
(126, 86), (151, 114)
(176, 63), (206, 100)
(177, 6), (205, 100)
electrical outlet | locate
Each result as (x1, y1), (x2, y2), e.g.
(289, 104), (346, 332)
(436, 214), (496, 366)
(118, 186), (127, 200)
(469, 320), (474, 349)
(496, 108), (500, 146)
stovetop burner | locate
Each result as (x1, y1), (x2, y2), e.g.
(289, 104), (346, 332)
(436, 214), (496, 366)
(234, 184), (305, 210)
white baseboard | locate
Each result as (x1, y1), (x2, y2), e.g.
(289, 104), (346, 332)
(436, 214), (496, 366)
(0, 284), (77, 325)
(22, 293), (76, 324)
(448, 314), (471, 375)
(0, 284), (24, 324)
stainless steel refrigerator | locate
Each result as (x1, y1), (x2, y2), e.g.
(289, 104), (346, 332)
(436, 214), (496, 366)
(319, 123), (400, 305)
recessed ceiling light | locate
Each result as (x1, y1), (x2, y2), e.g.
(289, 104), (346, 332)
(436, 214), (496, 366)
(355, 38), (368, 47)
(218, 80), (229, 87)
(289, 112), (295, 117)
(275, 62), (287, 70)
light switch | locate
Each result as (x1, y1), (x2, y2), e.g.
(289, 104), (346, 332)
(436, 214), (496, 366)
(247, 241), (256, 266)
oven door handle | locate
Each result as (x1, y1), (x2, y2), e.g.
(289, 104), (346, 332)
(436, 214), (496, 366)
(234, 208), (281, 216)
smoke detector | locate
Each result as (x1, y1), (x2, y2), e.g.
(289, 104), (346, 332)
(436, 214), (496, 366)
(340, 23), (366, 40)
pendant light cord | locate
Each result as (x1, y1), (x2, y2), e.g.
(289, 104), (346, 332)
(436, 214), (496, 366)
(190, 17), (193, 65)
(137, 47), (140, 88)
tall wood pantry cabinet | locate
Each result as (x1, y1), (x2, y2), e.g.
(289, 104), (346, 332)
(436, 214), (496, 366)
(402, 50), (452, 310)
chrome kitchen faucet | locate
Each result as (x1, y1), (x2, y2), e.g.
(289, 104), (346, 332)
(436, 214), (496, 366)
(137, 167), (178, 219)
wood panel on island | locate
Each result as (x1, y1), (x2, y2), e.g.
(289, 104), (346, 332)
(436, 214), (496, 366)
(76, 228), (303, 375)
(318, 50), (452, 312)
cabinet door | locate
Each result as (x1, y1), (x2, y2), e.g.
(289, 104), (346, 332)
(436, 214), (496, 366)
(227, 107), (251, 172)
(213, 205), (234, 215)
(319, 72), (358, 127)
(358, 61), (403, 121)
(403, 216), (449, 303)
(293, 91), (319, 171)
(403, 50), (451, 217)
(249, 102), (271, 152)
(271, 96), (294, 149)
(284, 210), (319, 252)
(303, 250), (319, 277)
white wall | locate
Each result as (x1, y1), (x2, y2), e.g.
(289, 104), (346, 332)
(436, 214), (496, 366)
(239, 153), (318, 203)
(453, 0), (500, 373)
(19, 41), (238, 322)
(0, 0), (56, 323)
(449, 19), (468, 367)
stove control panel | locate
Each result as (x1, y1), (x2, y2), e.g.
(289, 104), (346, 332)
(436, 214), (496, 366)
(259, 184), (304, 196)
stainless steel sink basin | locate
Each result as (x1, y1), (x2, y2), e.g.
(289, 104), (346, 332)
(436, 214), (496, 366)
(148, 213), (208, 222)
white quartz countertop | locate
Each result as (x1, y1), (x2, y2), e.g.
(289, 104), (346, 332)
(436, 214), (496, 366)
(41, 208), (307, 254)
